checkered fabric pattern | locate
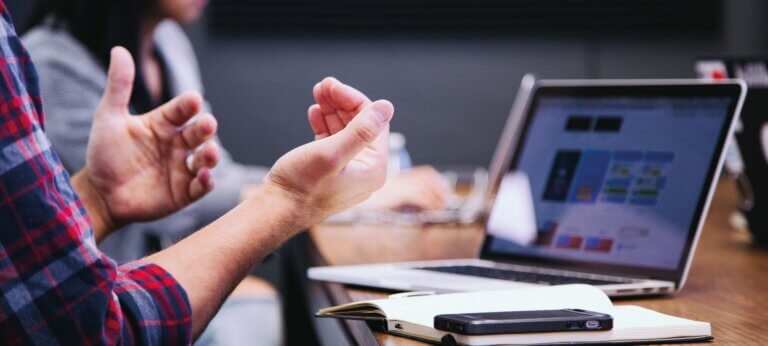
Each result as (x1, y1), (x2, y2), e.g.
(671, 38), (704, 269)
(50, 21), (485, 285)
(0, 2), (192, 344)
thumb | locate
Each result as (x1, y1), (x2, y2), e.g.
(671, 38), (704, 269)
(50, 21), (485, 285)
(324, 100), (394, 164)
(98, 46), (135, 114)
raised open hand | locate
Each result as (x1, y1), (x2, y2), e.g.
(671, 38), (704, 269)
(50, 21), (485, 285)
(264, 78), (394, 227)
(74, 47), (220, 236)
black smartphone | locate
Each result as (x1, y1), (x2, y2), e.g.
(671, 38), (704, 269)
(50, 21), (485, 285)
(434, 309), (613, 335)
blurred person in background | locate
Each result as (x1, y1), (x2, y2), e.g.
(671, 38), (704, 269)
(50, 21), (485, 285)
(22, 0), (447, 344)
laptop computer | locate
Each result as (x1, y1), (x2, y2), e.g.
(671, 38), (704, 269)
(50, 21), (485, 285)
(309, 79), (746, 297)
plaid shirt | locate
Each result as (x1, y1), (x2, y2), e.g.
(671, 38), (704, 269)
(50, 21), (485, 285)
(0, 3), (192, 345)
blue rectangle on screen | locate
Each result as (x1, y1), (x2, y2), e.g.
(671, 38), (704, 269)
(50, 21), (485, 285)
(568, 150), (612, 204)
(604, 195), (627, 204)
(630, 197), (658, 206)
(644, 151), (675, 163)
(613, 150), (642, 162)
(585, 237), (601, 248)
(605, 178), (632, 189)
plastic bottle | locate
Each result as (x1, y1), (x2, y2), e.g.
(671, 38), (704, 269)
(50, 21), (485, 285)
(388, 132), (412, 175)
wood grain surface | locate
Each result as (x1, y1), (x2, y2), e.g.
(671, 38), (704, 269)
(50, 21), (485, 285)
(310, 181), (768, 345)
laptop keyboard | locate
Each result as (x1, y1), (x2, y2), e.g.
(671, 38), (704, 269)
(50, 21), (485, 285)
(416, 265), (625, 286)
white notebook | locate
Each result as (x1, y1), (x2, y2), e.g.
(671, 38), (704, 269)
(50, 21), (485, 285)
(317, 285), (712, 345)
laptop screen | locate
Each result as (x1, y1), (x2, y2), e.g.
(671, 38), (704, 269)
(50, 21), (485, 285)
(482, 83), (742, 281)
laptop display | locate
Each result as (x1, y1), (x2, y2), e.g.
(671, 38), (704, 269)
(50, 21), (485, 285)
(483, 84), (743, 280)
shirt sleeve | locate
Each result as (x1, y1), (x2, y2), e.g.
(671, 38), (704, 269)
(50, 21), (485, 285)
(0, 6), (192, 344)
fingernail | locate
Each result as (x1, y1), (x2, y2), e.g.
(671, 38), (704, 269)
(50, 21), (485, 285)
(370, 109), (386, 124)
(370, 101), (393, 124)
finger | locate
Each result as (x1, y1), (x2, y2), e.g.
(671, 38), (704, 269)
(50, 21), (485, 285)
(397, 193), (437, 212)
(329, 82), (371, 124)
(313, 82), (329, 111)
(315, 77), (338, 115)
(315, 78), (349, 132)
(412, 165), (441, 176)
(188, 141), (220, 173)
(315, 79), (346, 134)
(312, 82), (321, 99)
(324, 100), (394, 165)
(99, 46), (135, 113)
(414, 167), (448, 193)
(149, 91), (203, 127)
(189, 168), (214, 201)
(330, 82), (369, 112)
(308, 104), (329, 139)
(318, 77), (370, 126)
(324, 113), (345, 135)
(419, 184), (447, 210)
(181, 113), (218, 149)
(423, 185), (448, 209)
(420, 174), (449, 209)
(414, 195), (441, 211)
(312, 82), (326, 110)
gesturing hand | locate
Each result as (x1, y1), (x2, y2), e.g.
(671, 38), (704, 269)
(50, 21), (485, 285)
(309, 78), (448, 213)
(308, 77), (372, 139)
(73, 47), (220, 239)
(263, 78), (394, 228)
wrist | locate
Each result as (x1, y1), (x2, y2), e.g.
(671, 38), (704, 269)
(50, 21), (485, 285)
(252, 182), (316, 234)
(71, 171), (117, 241)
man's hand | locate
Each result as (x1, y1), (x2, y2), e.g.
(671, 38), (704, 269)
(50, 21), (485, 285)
(148, 78), (392, 335)
(360, 166), (449, 212)
(308, 77), (372, 139)
(262, 78), (394, 229)
(72, 47), (220, 240)
(309, 78), (448, 213)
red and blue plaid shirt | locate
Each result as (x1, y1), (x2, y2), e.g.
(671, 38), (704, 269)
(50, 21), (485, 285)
(0, 3), (192, 345)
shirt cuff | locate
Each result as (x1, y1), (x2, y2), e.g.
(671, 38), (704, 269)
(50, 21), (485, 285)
(113, 261), (192, 344)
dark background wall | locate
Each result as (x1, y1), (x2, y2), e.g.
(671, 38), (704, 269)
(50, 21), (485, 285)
(6, 0), (768, 168)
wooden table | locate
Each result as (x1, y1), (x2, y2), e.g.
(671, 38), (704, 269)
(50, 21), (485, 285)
(308, 180), (768, 344)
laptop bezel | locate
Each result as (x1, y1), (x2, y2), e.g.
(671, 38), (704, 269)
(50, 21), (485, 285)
(479, 79), (746, 286)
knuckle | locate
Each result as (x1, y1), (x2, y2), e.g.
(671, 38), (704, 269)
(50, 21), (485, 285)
(206, 151), (218, 165)
(110, 75), (132, 90)
(353, 123), (378, 143)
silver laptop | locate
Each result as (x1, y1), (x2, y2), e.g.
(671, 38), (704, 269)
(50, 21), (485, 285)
(309, 79), (746, 297)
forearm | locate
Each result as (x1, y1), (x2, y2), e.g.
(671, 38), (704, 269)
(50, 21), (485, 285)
(191, 156), (269, 222)
(145, 184), (305, 338)
(71, 171), (115, 242)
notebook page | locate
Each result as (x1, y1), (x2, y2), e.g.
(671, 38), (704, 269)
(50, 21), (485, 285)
(608, 306), (710, 339)
(372, 284), (613, 327)
(392, 305), (709, 345)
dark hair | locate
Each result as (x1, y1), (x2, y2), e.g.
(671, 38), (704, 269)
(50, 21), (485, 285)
(25, 0), (160, 113)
